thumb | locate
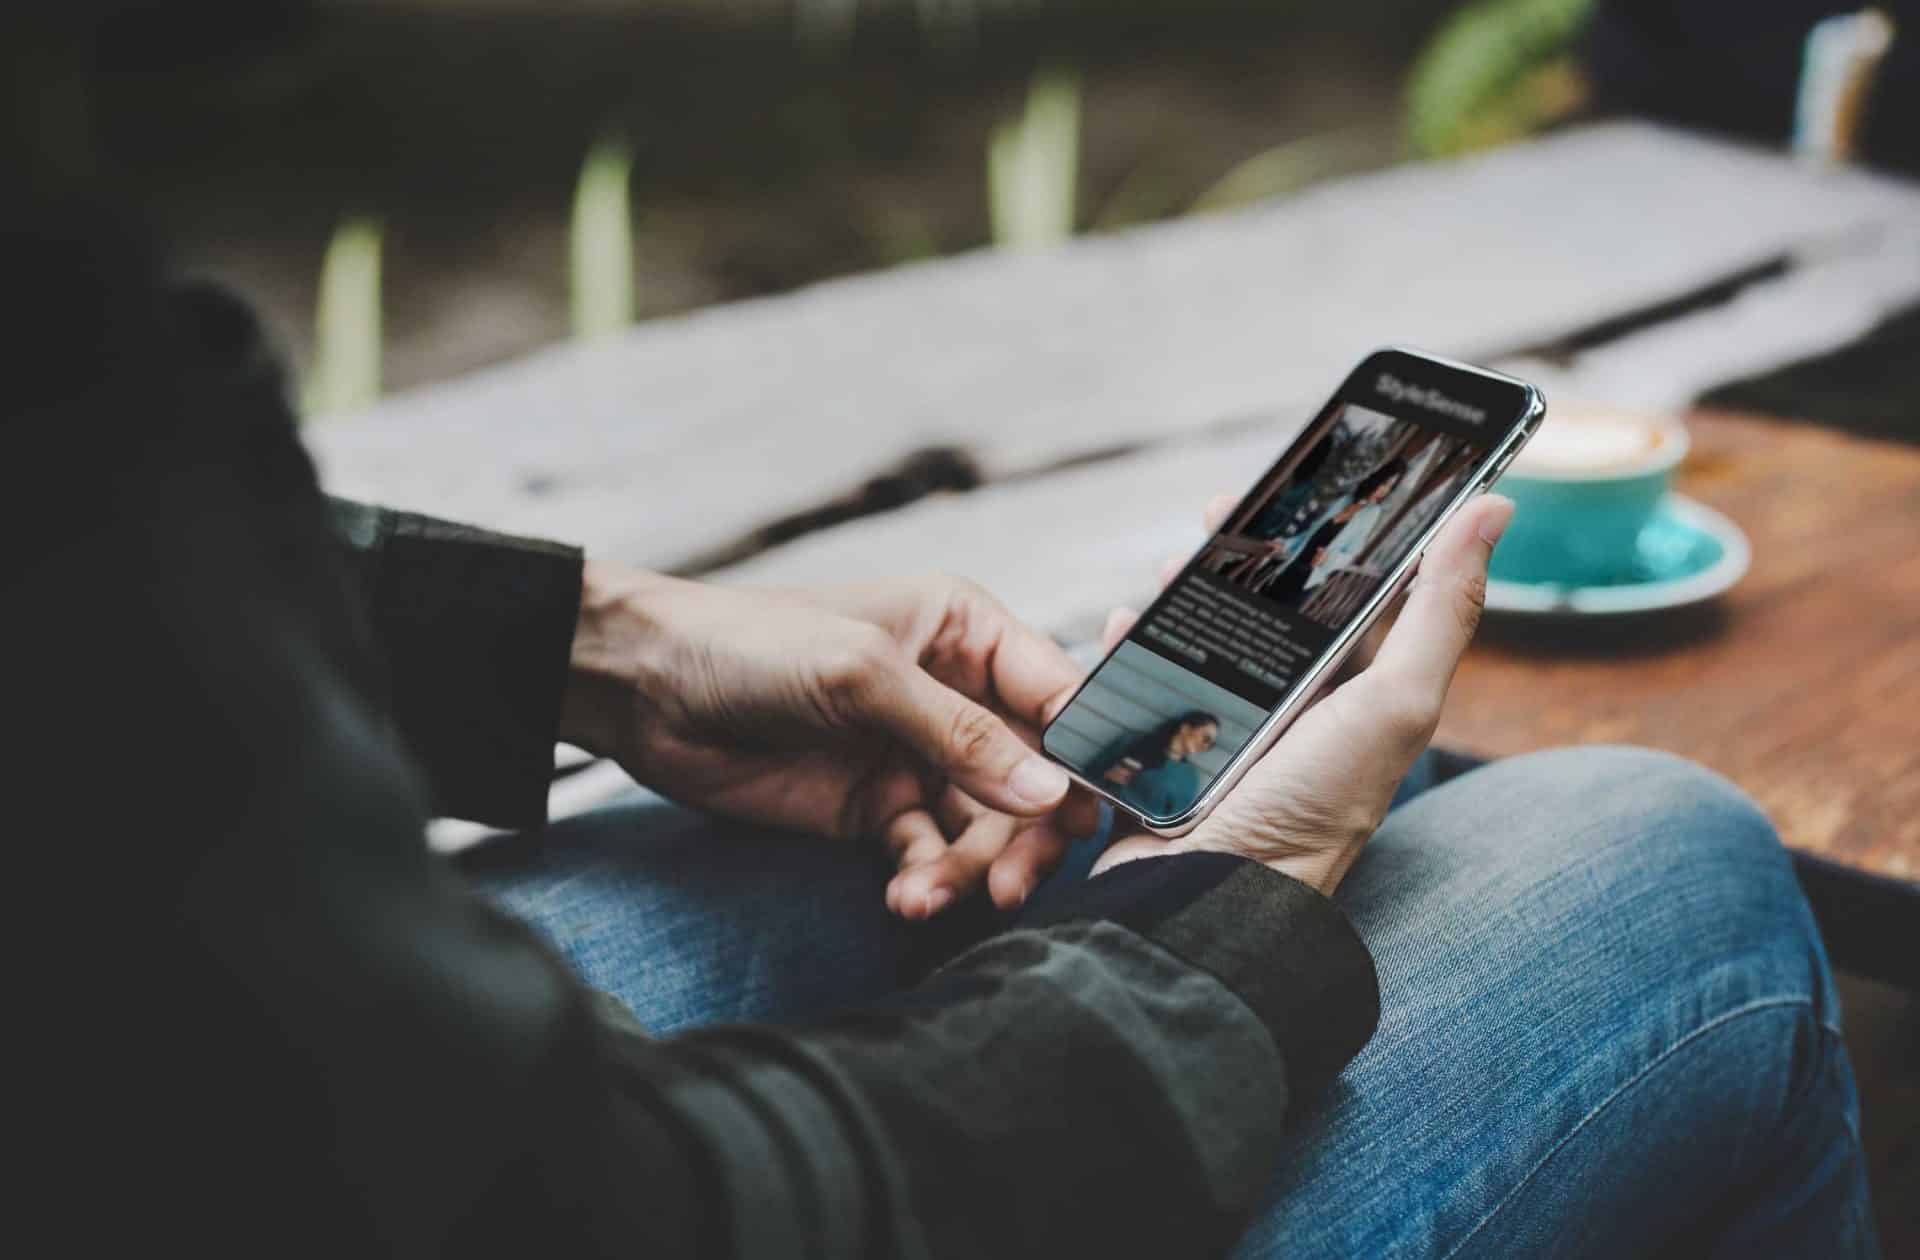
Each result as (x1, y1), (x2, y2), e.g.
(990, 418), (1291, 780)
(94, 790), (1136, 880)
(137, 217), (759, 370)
(1363, 493), (1511, 711)
(859, 657), (1071, 816)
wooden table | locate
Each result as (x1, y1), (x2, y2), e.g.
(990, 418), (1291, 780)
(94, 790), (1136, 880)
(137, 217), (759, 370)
(1441, 411), (1920, 884)
(321, 124), (1920, 937)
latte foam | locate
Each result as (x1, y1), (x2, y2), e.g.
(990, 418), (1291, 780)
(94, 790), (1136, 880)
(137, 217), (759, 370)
(1510, 415), (1674, 476)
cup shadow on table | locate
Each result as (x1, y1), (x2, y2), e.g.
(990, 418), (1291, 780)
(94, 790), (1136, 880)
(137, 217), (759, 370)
(1476, 601), (1732, 657)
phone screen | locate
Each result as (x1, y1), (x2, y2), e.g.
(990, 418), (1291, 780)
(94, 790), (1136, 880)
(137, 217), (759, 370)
(1042, 350), (1537, 827)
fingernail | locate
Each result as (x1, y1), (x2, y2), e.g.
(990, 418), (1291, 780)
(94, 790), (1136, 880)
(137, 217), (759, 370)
(1477, 496), (1515, 546)
(1009, 757), (1069, 806)
(924, 888), (952, 916)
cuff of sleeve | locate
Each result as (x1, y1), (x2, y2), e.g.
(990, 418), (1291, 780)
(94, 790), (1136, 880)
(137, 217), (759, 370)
(373, 511), (583, 828)
(1020, 852), (1380, 1102)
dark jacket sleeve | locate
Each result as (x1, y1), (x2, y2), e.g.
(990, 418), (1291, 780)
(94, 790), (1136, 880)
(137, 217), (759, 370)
(325, 498), (583, 829)
(629, 852), (1379, 1258)
(20, 256), (1379, 1258)
(426, 845), (1377, 1259)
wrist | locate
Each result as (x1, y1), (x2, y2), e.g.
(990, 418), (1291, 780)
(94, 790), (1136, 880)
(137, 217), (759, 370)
(558, 561), (674, 757)
(1263, 847), (1362, 898)
(1173, 836), (1364, 899)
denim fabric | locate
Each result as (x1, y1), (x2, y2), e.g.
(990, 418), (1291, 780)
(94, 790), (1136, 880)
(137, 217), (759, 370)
(1232, 746), (1877, 1259)
(472, 746), (1877, 1258)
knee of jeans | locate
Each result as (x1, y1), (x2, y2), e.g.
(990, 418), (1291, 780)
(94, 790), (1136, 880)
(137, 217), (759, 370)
(1487, 744), (1779, 865)
(1456, 745), (1828, 1009)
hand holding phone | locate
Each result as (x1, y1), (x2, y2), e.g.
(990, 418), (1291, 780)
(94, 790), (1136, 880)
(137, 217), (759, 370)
(1091, 491), (1513, 895)
(1043, 348), (1543, 838)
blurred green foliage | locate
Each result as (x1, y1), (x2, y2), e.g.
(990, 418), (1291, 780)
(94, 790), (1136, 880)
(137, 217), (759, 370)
(572, 135), (638, 339)
(1406, 0), (1592, 157)
(1188, 126), (1389, 215)
(987, 67), (1082, 249)
(277, 1), (1581, 392)
(304, 216), (383, 417)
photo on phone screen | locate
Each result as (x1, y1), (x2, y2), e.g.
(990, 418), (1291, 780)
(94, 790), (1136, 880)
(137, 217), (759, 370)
(1043, 350), (1538, 829)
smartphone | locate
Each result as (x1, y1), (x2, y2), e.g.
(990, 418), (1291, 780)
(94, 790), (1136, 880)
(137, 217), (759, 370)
(1042, 347), (1544, 836)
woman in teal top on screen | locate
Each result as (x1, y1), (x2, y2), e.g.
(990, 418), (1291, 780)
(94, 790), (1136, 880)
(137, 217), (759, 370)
(1091, 711), (1221, 819)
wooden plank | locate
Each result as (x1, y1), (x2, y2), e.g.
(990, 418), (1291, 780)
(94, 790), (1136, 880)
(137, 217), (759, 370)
(705, 214), (1920, 642)
(712, 421), (1293, 642)
(1510, 221), (1920, 410)
(1438, 412), (1920, 882)
(309, 123), (1920, 572)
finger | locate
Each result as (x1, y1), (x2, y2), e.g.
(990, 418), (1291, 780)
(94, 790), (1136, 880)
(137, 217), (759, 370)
(950, 581), (1089, 728)
(850, 763), (935, 842)
(986, 821), (1072, 909)
(1088, 832), (1171, 877)
(933, 782), (982, 835)
(862, 657), (1070, 816)
(1334, 593), (1397, 684)
(889, 809), (1019, 918)
(1362, 494), (1511, 710)
(1056, 784), (1103, 839)
(882, 809), (952, 916)
(1100, 607), (1138, 654)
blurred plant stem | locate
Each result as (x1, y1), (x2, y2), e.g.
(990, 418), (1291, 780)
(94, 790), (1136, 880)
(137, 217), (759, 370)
(1088, 125), (1395, 233)
(571, 134), (637, 340)
(988, 66), (1081, 250)
(1188, 126), (1392, 215)
(1088, 149), (1191, 232)
(1407, 0), (1592, 158)
(303, 216), (382, 418)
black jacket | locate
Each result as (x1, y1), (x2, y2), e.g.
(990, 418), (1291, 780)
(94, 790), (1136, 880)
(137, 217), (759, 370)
(10, 219), (1377, 1257)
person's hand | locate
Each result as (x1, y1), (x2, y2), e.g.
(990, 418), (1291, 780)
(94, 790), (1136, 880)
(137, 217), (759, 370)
(1099, 492), (1513, 895)
(559, 568), (1100, 918)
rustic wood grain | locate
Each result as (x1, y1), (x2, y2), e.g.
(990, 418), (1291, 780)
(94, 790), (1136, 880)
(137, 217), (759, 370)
(1438, 411), (1920, 882)
(309, 123), (1920, 573)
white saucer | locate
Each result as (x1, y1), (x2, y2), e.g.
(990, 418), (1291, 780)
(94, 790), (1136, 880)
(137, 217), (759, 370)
(1485, 494), (1751, 618)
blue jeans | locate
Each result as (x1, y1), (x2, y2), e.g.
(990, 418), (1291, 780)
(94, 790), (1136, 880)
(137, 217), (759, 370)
(469, 746), (1879, 1257)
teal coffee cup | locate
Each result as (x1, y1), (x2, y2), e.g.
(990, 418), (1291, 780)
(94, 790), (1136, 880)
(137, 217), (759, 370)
(1489, 412), (1690, 587)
